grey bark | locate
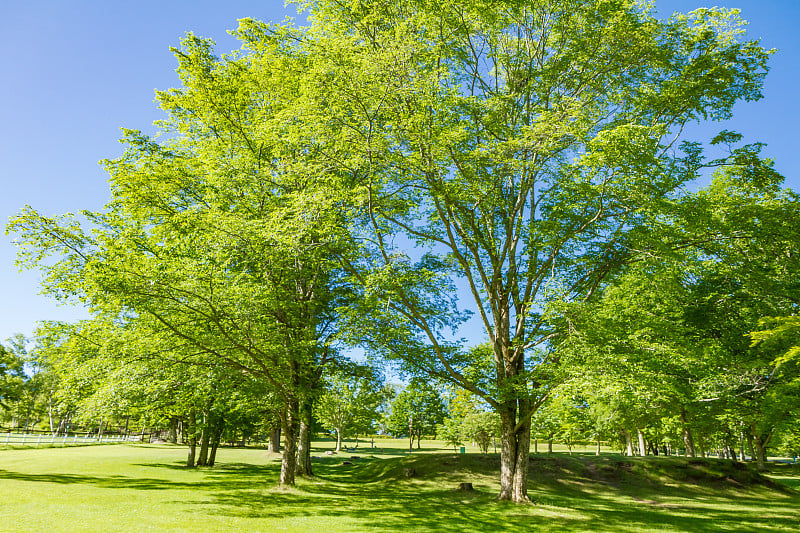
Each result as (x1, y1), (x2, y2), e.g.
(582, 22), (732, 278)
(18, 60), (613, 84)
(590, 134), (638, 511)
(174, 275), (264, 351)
(268, 425), (281, 453)
(186, 411), (197, 468)
(196, 417), (210, 467)
(623, 428), (634, 456)
(753, 432), (771, 471)
(208, 417), (224, 467)
(680, 408), (696, 457)
(637, 428), (647, 457)
(296, 399), (313, 477)
(498, 398), (532, 502)
(280, 400), (300, 485)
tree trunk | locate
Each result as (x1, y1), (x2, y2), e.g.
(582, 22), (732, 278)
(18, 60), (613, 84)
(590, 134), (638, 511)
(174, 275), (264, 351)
(680, 408), (696, 458)
(497, 401), (531, 502)
(753, 432), (771, 471)
(697, 433), (706, 458)
(168, 418), (178, 444)
(596, 438), (601, 456)
(208, 417), (224, 467)
(637, 428), (647, 457)
(23, 404), (33, 433)
(746, 432), (756, 462)
(296, 399), (313, 477)
(534, 437), (538, 454)
(186, 411), (197, 468)
(280, 401), (300, 485)
(56, 412), (71, 437)
(739, 430), (746, 461)
(623, 429), (634, 456)
(196, 416), (210, 467)
(268, 425), (281, 454)
(48, 395), (55, 434)
(335, 428), (342, 452)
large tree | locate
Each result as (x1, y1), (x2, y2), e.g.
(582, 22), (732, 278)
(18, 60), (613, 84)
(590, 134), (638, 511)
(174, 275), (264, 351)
(297, 0), (774, 501)
(8, 31), (351, 485)
(562, 169), (800, 464)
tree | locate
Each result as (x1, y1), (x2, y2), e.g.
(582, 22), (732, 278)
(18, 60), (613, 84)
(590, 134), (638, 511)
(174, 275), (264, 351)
(461, 411), (500, 454)
(560, 168), (800, 465)
(316, 362), (388, 451)
(436, 417), (464, 452)
(309, 0), (773, 500)
(387, 378), (446, 448)
(0, 342), (25, 422)
(8, 30), (355, 485)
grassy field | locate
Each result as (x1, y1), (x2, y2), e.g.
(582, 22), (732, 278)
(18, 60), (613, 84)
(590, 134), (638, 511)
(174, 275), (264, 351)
(1, 438), (798, 532)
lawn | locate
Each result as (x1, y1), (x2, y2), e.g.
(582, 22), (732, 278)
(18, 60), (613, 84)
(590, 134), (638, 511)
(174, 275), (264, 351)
(0, 439), (798, 532)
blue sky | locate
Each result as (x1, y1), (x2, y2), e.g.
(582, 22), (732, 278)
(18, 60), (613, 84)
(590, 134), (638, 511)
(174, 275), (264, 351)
(1, 0), (798, 344)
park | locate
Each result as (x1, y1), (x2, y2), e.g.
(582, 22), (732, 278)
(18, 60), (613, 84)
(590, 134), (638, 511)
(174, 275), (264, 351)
(2, 437), (800, 532)
(2, 0), (800, 529)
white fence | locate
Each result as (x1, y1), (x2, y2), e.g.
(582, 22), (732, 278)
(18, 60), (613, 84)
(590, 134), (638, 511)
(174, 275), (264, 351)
(2, 432), (140, 448)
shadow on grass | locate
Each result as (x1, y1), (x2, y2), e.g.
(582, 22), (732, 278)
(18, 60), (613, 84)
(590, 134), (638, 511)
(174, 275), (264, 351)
(4, 448), (799, 532)
(0, 469), (200, 490)
(190, 454), (800, 532)
(0, 459), (282, 493)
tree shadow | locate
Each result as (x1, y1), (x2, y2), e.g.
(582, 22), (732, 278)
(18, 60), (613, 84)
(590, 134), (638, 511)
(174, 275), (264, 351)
(195, 454), (800, 532)
(0, 468), (197, 491)
(5, 449), (799, 531)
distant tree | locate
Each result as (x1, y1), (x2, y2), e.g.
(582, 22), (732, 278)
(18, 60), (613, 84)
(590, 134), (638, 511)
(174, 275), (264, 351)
(387, 378), (446, 448)
(461, 411), (500, 454)
(436, 417), (464, 452)
(0, 342), (25, 419)
(316, 363), (388, 451)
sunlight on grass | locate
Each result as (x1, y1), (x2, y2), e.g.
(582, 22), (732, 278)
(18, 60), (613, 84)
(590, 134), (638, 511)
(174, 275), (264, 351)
(0, 442), (798, 532)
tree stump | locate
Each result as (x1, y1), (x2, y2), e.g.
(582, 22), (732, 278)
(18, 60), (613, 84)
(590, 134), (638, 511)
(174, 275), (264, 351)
(457, 482), (474, 491)
(342, 460), (352, 465)
(403, 467), (417, 478)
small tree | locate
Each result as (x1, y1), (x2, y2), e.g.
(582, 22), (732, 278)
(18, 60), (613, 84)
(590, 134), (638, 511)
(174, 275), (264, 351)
(316, 363), (387, 451)
(436, 417), (464, 452)
(387, 378), (446, 448)
(462, 411), (500, 454)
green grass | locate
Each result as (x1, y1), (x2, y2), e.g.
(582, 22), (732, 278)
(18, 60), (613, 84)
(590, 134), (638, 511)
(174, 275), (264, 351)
(1, 439), (798, 532)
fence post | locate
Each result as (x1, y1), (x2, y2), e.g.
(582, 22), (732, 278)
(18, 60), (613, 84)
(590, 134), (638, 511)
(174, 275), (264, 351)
(36, 434), (42, 447)
(21, 433), (27, 446)
(4, 433), (9, 445)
